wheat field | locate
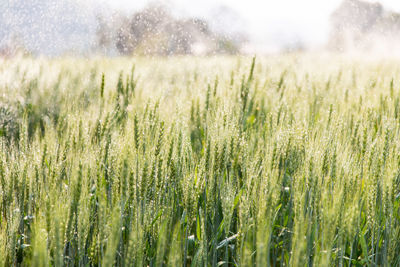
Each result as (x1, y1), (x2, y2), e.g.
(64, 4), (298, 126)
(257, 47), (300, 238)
(0, 55), (399, 266)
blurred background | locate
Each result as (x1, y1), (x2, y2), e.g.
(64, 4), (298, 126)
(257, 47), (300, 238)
(1, 0), (400, 57)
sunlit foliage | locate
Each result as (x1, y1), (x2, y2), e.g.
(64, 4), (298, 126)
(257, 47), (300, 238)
(0, 55), (399, 266)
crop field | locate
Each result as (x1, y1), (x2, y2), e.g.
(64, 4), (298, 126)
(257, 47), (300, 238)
(0, 55), (400, 266)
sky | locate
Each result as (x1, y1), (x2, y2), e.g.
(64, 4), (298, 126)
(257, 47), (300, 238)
(97, 0), (400, 48)
(3, 0), (400, 55)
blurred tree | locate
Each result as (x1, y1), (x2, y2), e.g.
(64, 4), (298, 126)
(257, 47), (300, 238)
(0, 34), (30, 58)
(96, 3), (245, 56)
(329, 0), (400, 53)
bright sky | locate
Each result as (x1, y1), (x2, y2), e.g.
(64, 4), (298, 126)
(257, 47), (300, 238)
(97, 0), (400, 47)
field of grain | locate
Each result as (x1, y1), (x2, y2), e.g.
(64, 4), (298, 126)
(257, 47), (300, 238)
(0, 55), (399, 266)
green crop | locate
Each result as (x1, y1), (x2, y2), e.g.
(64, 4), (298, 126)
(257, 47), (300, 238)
(0, 55), (399, 266)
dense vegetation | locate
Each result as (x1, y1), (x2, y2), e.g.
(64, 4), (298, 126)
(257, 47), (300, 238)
(0, 55), (399, 266)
